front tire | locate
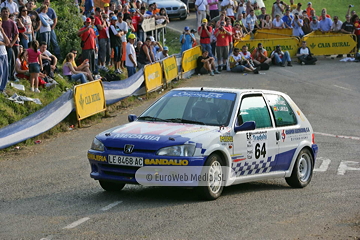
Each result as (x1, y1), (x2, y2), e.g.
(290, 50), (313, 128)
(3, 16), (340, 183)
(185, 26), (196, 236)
(197, 153), (225, 200)
(99, 180), (126, 192)
(286, 148), (314, 188)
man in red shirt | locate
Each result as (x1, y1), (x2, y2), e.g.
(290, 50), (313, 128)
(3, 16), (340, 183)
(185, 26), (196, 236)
(78, 17), (97, 73)
(214, 21), (231, 71)
(94, 7), (110, 70)
(198, 18), (213, 57)
(130, 8), (142, 40)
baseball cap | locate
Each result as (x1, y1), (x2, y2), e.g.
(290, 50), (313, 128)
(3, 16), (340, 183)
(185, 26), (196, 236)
(85, 17), (91, 23)
(242, 11), (246, 14)
(184, 26), (190, 31)
(95, 7), (101, 12)
(308, 2), (312, 5)
(111, 16), (118, 21)
(149, 36), (155, 42)
(163, 46), (169, 51)
(128, 33), (136, 39)
(104, 3), (109, 7)
(129, 8), (136, 13)
(312, 16), (317, 20)
(202, 18), (207, 23)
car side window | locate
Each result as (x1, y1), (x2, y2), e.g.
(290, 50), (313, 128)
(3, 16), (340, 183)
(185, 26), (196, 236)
(239, 96), (272, 129)
(265, 94), (297, 127)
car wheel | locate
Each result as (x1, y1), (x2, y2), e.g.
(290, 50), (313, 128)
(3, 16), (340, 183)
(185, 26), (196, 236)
(197, 153), (225, 200)
(285, 148), (314, 188)
(99, 180), (126, 191)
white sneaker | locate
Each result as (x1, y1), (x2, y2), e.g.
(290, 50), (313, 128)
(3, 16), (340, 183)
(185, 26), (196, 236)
(45, 82), (56, 89)
(31, 87), (34, 92)
(34, 88), (41, 93)
(94, 75), (102, 80)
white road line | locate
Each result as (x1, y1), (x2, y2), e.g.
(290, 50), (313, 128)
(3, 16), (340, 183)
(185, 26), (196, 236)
(333, 85), (351, 91)
(314, 157), (331, 172)
(337, 161), (360, 175)
(62, 217), (90, 229)
(314, 132), (360, 141)
(40, 236), (53, 240)
(101, 201), (123, 211)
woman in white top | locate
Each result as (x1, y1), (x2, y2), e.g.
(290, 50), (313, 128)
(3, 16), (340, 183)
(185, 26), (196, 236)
(272, 14), (285, 29)
(17, 6), (34, 49)
(262, 14), (273, 29)
(0, 19), (10, 95)
(39, 5), (53, 46)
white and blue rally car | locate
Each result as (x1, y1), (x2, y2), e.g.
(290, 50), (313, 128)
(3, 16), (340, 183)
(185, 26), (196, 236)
(88, 87), (318, 200)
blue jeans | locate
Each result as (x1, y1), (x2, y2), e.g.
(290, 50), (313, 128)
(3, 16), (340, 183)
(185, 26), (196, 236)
(230, 65), (245, 72)
(0, 54), (9, 91)
(273, 51), (291, 65)
(41, 31), (51, 47)
(71, 73), (88, 84)
(200, 43), (213, 57)
(127, 66), (136, 77)
(50, 29), (61, 58)
(20, 33), (33, 49)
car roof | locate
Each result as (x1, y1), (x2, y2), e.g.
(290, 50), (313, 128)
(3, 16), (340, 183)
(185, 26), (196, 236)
(172, 87), (287, 96)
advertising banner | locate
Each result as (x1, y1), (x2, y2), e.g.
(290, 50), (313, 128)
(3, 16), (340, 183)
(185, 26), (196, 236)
(182, 45), (202, 73)
(302, 34), (357, 55)
(74, 80), (106, 121)
(257, 28), (293, 36)
(162, 56), (178, 83)
(144, 62), (163, 92)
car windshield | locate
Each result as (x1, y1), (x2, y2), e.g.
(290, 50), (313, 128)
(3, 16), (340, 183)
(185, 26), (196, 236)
(138, 90), (237, 126)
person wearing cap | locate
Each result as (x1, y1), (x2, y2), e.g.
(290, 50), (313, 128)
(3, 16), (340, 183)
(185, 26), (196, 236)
(196, 50), (219, 76)
(292, 3), (302, 16)
(310, 16), (320, 31)
(306, 2), (314, 18)
(0, 16), (10, 96)
(94, 8), (110, 70)
(272, 0), (284, 19)
(214, 21), (231, 71)
(195, 0), (208, 28)
(198, 18), (213, 57)
(78, 17), (97, 73)
(125, 33), (137, 77)
(104, 2), (113, 16)
(282, 8), (293, 28)
(149, 36), (163, 60)
(180, 26), (195, 54)
(156, 46), (169, 61)
(129, 8), (143, 40)
(347, 6), (356, 18)
(109, 15), (124, 74)
(291, 12), (304, 37)
(207, 0), (219, 20)
(319, 8), (333, 33)
(270, 45), (292, 67)
(116, 12), (128, 71)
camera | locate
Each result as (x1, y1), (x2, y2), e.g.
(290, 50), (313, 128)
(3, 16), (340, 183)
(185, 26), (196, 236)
(349, 5), (354, 8)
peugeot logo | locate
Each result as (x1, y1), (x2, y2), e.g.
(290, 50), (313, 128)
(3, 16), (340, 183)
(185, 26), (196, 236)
(124, 144), (134, 154)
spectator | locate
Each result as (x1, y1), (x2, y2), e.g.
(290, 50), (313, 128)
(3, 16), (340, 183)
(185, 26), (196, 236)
(109, 16), (124, 74)
(262, 14), (272, 29)
(331, 16), (342, 33)
(0, 17), (9, 96)
(125, 33), (137, 77)
(195, 0), (208, 28)
(232, 23), (243, 46)
(270, 45), (292, 67)
(292, 12), (304, 37)
(309, 9), (319, 21)
(220, 0), (235, 21)
(63, 49), (94, 81)
(95, 8), (110, 71)
(84, 0), (94, 17)
(137, 37), (153, 68)
(38, 5), (53, 47)
(77, 17), (97, 73)
(104, 2), (113, 17)
(347, 6), (356, 18)
(156, 46), (169, 61)
(227, 47), (255, 73)
(207, 0), (219, 20)
(210, 21), (216, 58)
(289, 0), (297, 11)
(234, 14), (248, 34)
(306, 2), (314, 18)
(63, 52), (88, 84)
(225, 17), (233, 53)
(149, 36), (162, 60)
(196, 50), (219, 76)
(214, 21), (231, 71)
(257, 7), (267, 24)
(292, 3), (302, 16)
(116, 12), (128, 70)
(40, 0), (60, 59)
(130, 8), (143, 40)
(245, 0), (252, 16)
(17, 6), (33, 49)
(180, 26), (195, 54)
(310, 17), (320, 31)
(1, 7), (18, 81)
(251, 42), (271, 67)
(215, 12), (226, 28)
(282, 8), (293, 28)
(319, 9), (333, 33)
(272, 14), (285, 29)
(253, 2), (261, 17)
(272, 0), (284, 19)
(27, 40), (43, 92)
(302, 12), (312, 34)
(0, 0), (18, 15)
(341, 15), (355, 34)
(39, 41), (57, 78)
(296, 41), (317, 65)
(26, 1), (40, 36)
(236, 0), (245, 19)
(156, 8), (169, 25)
(239, 45), (258, 73)
(135, 40), (142, 61)
(245, 9), (259, 33)
(352, 15), (360, 52)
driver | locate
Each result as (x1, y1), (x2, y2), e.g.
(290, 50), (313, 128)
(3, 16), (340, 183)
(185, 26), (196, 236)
(191, 101), (211, 122)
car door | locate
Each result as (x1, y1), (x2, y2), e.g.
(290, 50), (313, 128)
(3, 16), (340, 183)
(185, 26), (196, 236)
(232, 94), (279, 178)
(264, 93), (300, 171)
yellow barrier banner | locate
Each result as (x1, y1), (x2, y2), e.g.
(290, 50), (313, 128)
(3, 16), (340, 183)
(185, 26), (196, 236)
(74, 80), (106, 121)
(255, 31), (294, 39)
(144, 62), (163, 92)
(162, 55), (178, 83)
(182, 45), (202, 73)
(256, 28), (293, 36)
(235, 37), (300, 57)
(302, 34), (357, 55)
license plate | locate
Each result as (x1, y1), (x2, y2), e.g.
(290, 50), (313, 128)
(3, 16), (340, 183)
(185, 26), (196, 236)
(108, 155), (144, 167)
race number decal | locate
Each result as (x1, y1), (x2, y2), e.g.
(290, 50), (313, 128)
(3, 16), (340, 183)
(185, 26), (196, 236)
(247, 131), (268, 160)
(255, 143), (266, 159)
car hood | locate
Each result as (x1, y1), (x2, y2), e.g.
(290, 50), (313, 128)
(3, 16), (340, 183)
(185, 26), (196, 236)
(97, 121), (221, 151)
(157, 1), (185, 8)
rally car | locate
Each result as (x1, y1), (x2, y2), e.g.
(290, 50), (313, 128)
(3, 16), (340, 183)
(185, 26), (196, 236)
(88, 87), (318, 200)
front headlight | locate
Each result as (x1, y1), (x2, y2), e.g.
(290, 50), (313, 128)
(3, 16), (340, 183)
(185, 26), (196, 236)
(157, 144), (196, 156)
(180, 6), (186, 9)
(91, 138), (105, 151)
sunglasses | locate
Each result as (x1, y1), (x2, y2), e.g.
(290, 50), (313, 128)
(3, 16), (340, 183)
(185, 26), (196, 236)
(72, 52), (77, 54)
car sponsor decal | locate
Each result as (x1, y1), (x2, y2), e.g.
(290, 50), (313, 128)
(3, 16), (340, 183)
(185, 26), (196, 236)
(144, 159), (189, 166)
(88, 153), (107, 162)
(220, 136), (233, 142)
(231, 154), (246, 163)
(282, 127), (310, 142)
(246, 131), (268, 160)
(168, 91), (237, 101)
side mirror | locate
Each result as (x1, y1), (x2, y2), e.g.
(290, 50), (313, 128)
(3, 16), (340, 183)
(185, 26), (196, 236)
(234, 121), (256, 132)
(128, 114), (138, 122)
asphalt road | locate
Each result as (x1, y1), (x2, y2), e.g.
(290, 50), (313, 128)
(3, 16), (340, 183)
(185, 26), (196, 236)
(1, 17), (360, 240)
